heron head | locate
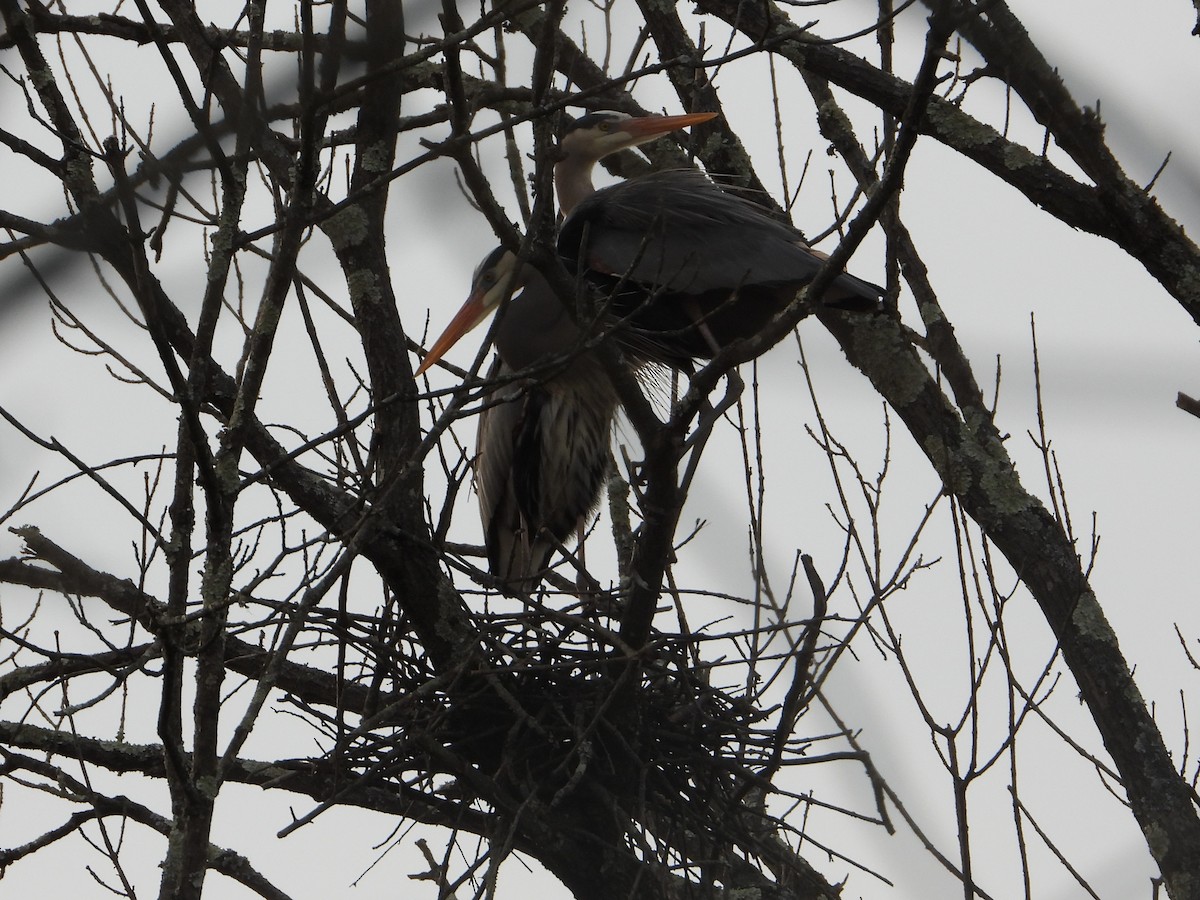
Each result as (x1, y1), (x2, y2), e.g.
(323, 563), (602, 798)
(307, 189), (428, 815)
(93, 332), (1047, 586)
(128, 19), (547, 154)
(559, 110), (716, 162)
(414, 248), (530, 376)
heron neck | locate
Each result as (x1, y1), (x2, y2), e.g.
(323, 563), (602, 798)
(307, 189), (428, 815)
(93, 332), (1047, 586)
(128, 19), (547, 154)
(554, 157), (596, 216)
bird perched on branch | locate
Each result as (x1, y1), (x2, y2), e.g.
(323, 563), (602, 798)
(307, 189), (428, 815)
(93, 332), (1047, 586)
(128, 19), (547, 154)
(417, 249), (627, 588)
(554, 115), (884, 358)
(415, 111), (716, 588)
(416, 109), (883, 587)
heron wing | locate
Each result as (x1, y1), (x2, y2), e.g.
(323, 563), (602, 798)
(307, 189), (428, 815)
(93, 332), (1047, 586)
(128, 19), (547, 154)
(560, 171), (817, 292)
(559, 170), (882, 305)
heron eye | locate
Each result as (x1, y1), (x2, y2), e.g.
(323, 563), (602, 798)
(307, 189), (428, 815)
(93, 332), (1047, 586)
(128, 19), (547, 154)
(599, 121), (612, 133)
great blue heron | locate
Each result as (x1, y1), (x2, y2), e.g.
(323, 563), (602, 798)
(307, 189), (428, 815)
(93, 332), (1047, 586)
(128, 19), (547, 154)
(557, 165), (885, 358)
(416, 109), (882, 585)
(416, 249), (628, 588)
(414, 110), (712, 375)
(415, 112), (715, 587)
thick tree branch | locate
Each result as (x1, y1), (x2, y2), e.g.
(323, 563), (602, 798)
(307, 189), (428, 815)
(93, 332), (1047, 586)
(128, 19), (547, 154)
(695, 0), (1200, 326)
(818, 306), (1200, 893)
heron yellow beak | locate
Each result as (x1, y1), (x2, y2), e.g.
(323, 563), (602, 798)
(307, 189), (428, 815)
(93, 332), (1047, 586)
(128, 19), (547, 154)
(618, 111), (717, 140)
(416, 250), (528, 376)
(414, 286), (491, 376)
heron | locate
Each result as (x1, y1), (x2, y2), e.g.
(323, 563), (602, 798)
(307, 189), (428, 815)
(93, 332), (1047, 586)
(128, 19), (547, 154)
(414, 110), (712, 376)
(416, 249), (634, 588)
(557, 166), (885, 359)
(415, 110), (882, 584)
(414, 111), (716, 587)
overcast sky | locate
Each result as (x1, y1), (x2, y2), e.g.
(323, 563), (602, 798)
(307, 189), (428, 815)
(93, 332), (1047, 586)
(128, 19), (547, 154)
(1, 2), (1198, 897)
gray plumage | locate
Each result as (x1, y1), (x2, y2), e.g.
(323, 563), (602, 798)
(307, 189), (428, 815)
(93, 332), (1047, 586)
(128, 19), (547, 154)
(472, 260), (619, 588)
(558, 169), (883, 356)
(421, 109), (880, 587)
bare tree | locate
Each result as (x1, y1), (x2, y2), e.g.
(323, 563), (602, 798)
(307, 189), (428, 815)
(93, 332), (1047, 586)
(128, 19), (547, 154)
(1, 2), (1198, 898)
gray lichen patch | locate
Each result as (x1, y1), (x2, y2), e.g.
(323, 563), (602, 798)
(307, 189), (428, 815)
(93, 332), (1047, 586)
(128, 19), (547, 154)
(970, 446), (1034, 516)
(915, 298), (946, 328)
(325, 204), (370, 252)
(922, 433), (971, 492)
(924, 100), (1000, 151)
(347, 269), (382, 307)
(851, 318), (928, 407)
(1001, 140), (1042, 171)
(359, 139), (393, 174)
(921, 415), (1034, 516)
(1070, 592), (1120, 646)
